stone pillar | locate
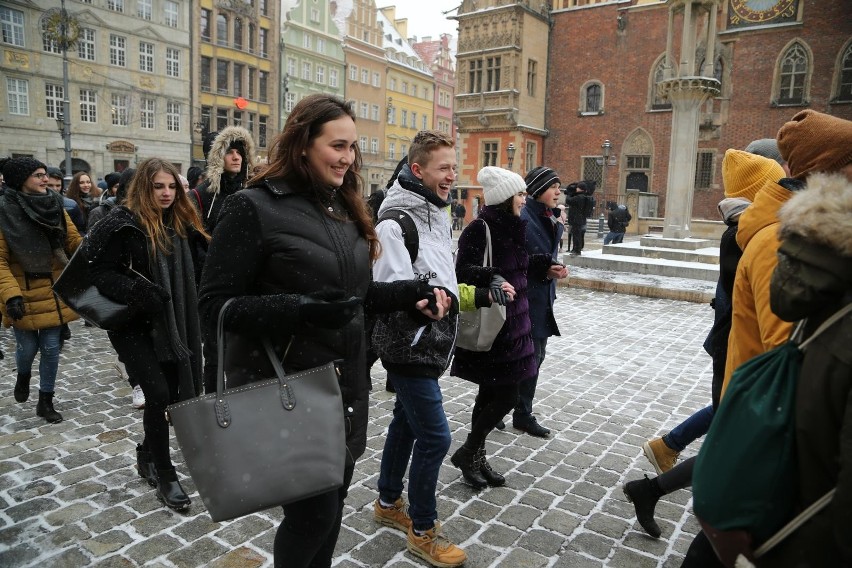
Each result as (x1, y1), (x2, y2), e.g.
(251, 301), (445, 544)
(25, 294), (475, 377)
(659, 77), (720, 238)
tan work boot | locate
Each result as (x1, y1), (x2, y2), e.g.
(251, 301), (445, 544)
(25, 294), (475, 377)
(374, 498), (412, 533)
(406, 523), (466, 568)
(642, 437), (679, 474)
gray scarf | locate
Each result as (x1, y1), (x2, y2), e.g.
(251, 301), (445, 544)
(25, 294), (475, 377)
(0, 189), (69, 273)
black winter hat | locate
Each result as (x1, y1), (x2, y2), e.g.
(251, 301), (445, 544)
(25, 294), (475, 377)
(186, 166), (204, 188)
(227, 140), (247, 161)
(524, 166), (561, 199)
(104, 172), (121, 189)
(203, 130), (220, 160)
(115, 168), (136, 205)
(0, 156), (47, 190)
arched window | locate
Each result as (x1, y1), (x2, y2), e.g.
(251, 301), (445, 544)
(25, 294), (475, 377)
(835, 42), (852, 103)
(585, 84), (602, 113)
(778, 43), (809, 105)
(650, 58), (671, 110)
(579, 81), (604, 114)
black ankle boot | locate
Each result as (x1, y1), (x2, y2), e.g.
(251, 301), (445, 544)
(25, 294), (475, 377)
(450, 446), (487, 489)
(623, 475), (663, 538)
(14, 372), (31, 403)
(477, 446), (505, 487)
(136, 445), (158, 488)
(36, 391), (63, 423)
(156, 468), (191, 511)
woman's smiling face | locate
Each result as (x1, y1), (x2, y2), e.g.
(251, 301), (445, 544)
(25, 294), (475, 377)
(304, 116), (358, 188)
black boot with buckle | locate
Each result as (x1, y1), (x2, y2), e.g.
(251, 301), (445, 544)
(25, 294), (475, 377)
(136, 445), (158, 487)
(156, 468), (191, 511)
(477, 445), (505, 487)
(450, 445), (487, 489)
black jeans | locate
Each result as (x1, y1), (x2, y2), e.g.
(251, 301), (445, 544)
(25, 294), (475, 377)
(570, 224), (587, 253)
(273, 459), (356, 568)
(465, 382), (519, 449)
(108, 326), (179, 470)
(513, 337), (547, 424)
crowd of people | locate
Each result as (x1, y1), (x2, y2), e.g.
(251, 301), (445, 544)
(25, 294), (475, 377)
(1, 101), (849, 568)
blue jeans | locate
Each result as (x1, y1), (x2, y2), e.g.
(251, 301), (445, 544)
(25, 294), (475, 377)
(378, 372), (452, 532)
(513, 337), (547, 424)
(603, 231), (625, 244)
(14, 326), (63, 393)
(664, 405), (714, 452)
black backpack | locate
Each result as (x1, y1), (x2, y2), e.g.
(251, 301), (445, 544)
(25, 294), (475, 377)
(377, 209), (418, 264)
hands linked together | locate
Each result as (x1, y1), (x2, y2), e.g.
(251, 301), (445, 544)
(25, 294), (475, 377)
(488, 274), (516, 306)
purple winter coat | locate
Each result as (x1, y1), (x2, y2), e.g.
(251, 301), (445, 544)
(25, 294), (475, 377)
(451, 206), (537, 386)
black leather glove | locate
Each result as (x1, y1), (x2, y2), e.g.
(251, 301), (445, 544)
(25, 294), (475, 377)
(131, 280), (171, 313)
(489, 275), (510, 306)
(5, 296), (25, 321)
(299, 295), (362, 329)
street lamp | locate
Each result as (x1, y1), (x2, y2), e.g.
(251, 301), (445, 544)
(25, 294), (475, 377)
(598, 139), (613, 238)
(55, 114), (65, 136)
(506, 143), (516, 170)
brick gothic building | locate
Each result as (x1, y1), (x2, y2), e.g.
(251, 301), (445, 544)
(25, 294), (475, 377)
(544, 0), (852, 220)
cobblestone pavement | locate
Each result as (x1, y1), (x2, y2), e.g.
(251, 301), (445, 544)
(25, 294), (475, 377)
(0, 287), (713, 567)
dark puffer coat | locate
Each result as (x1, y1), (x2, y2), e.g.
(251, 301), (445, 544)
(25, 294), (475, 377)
(198, 178), (426, 464)
(451, 206), (536, 386)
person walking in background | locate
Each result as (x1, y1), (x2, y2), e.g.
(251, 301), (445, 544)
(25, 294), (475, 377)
(0, 157), (82, 423)
(193, 126), (256, 393)
(625, 149), (786, 540)
(565, 181), (595, 256)
(86, 158), (208, 511)
(199, 94), (440, 568)
(45, 167), (86, 234)
(454, 200), (466, 230)
(603, 202), (631, 245)
(505, 166), (568, 438)
(450, 166), (542, 489)
(65, 171), (98, 231)
(371, 130), (465, 568)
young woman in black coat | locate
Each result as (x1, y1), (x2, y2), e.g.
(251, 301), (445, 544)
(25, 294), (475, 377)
(86, 158), (208, 511)
(198, 93), (443, 568)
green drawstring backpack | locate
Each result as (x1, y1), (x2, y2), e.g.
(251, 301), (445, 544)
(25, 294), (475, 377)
(692, 303), (851, 567)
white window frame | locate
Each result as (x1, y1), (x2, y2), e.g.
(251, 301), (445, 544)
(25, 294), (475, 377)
(78, 29), (95, 61)
(303, 33), (311, 50)
(370, 138), (378, 154)
(137, 0), (152, 20)
(6, 77), (28, 115)
(373, 72), (381, 87)
(349, 65), (358, 81)
(316, 38), (325, 54)
(166, 101), (180, 132)
(164, 1), (179, 28)
(107, 0), (124, 13)
(140, 97), (155, 129)
(361, 69), (369, 84)
(359, 136), (367, 152)
(111, 93), (128, 126)
(329, 69), (338, 88)
(302, 62), (312, 81)
(45, 84), (64, 119)
(80, 88), (97, 123)
(371, 104), (379, 121)
(316, 65), (325, 84)
(109, 34), (126, 67)
(1, 7), (25, 47)
(285, 92), (296, 113)
(139, 42), (154, 73)
(287, 58), (296, 77)
(166, 47), (180, 78)
(360, 102), (368, 119)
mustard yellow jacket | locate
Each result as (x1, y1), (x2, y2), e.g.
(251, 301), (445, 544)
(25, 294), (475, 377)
(0, 211), (83, 330)
(721, 179), (794, 399)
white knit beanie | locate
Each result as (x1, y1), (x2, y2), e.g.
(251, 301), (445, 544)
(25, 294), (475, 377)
(477, 166), (526, 206)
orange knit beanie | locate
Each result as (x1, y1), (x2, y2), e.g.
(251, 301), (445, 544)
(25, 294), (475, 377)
(777, 109), (852, 180)
(722, 149), (785, 200)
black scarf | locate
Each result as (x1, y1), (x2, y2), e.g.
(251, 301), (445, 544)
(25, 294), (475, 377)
(0, 189), (68, 273)
(150, 230), (203, 401)
(397, 164), (452, 209)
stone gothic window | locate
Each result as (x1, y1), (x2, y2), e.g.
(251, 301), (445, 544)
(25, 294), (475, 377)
(581, 82), (603, 114)
(776, 42), (809, 105)
(650, 57), (671, 111)
(835, 42), (852, 103)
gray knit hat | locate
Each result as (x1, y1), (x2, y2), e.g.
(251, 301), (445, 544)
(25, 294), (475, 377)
(744, 138), (784, 165)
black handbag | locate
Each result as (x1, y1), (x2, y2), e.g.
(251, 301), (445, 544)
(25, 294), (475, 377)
(166, 298), (346, 523)
(52, 237), (141, 331)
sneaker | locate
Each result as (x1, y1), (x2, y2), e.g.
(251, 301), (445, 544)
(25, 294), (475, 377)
(642, 437), (679, 474)
(407, 523), (466, 568)
(132, 385), (145, 409)
(374, 498), (412, 533)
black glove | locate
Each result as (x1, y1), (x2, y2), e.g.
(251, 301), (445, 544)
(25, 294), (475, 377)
(131, 280), (171, 313)
(299, 295), (362, 329)
(5, 296), (25, 321)
(489, 275), (510, 306)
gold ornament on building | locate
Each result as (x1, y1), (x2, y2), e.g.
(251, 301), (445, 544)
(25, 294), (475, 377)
(40, 8), (81, 51)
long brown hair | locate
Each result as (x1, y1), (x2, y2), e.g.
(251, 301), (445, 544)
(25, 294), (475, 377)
(66, 171), (94, 221)
(251, 93), (380, 262)
(125, 158), (209, 255)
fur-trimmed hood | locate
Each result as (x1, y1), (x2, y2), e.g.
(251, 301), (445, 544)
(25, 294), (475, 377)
(778, 172), (852, 257)
(204, 126), (256, 196)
